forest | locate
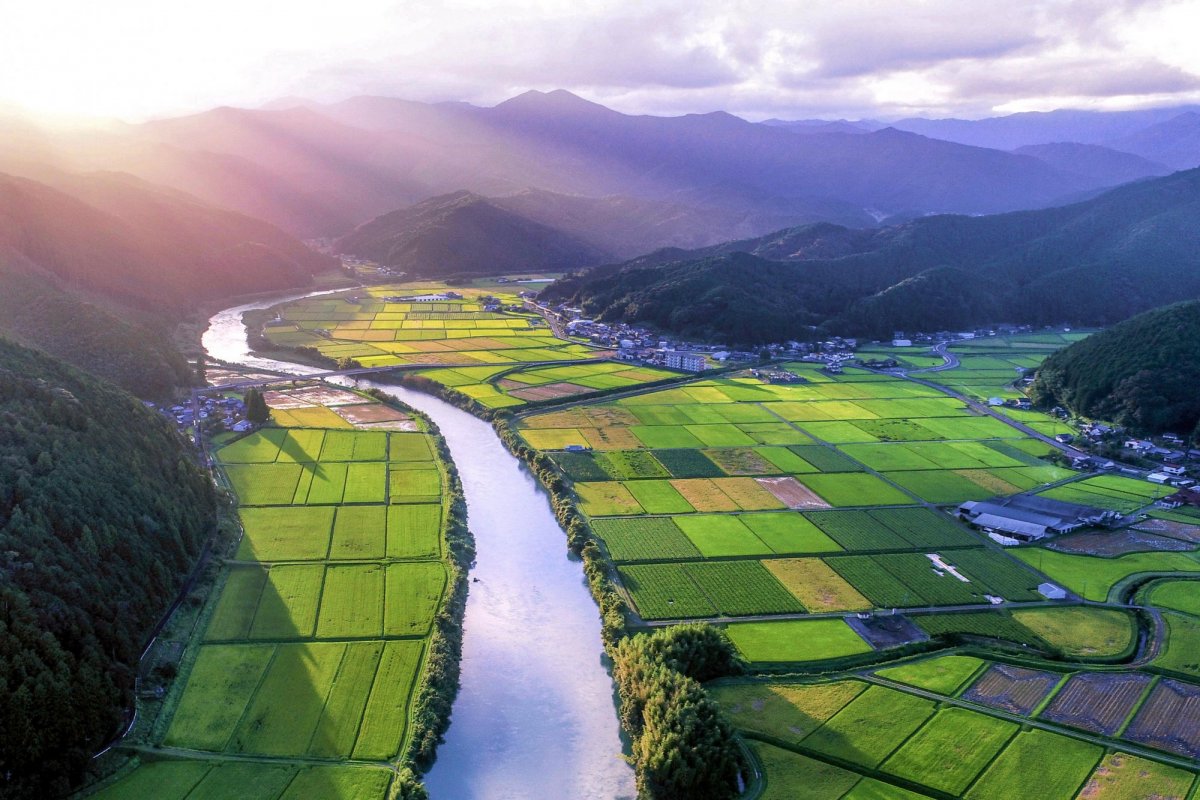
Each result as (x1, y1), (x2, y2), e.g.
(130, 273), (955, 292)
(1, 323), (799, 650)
(0, 337), (216, 798)
(1031, 300), (1200, 436)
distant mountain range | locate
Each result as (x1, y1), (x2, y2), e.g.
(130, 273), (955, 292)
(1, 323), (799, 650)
(543, 166), (1200, 343)
(7, 90), (1190, 247)
(3, 89), (1199, 383)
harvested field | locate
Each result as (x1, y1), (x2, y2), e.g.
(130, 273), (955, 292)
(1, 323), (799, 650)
(506, 381), (591, 401)
(279, 386), (365, 406)
(757, 476), (831, 509)
(1123, 678), (1200, 759)
(333, 403), (411, 425)
(962, 663), (1062, 715)
(1134, 518), (1200, 543)
(845, 613), (929, 649)
(1076, 752), (1195, 800)
(1040, 672), (1152, 735)
(1051, 529), (1194, 555)
(262, 390), (314, 409)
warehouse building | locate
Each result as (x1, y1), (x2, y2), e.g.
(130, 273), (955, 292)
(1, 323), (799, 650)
(957, 495), (1120, 542)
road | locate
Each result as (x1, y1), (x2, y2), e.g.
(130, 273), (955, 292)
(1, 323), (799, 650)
(910, 341), (959, 373)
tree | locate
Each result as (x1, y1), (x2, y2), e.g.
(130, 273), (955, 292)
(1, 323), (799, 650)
(244, 387), (270, 424)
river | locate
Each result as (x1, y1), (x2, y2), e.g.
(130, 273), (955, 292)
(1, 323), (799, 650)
(202, 293), (636, 800)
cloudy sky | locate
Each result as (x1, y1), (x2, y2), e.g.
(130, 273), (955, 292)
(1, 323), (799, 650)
(2, 0), (1198, 121)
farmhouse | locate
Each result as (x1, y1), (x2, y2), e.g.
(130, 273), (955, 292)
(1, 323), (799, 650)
(958, 495), (1120, 542)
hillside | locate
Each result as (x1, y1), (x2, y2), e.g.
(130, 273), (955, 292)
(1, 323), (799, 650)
(336, 190), (609, 276)
(1030, 301), (1200, 436)
(0, 255), (192, 396)
(0, 337), (217, 797)
(0, 168), (333, 309)
(543, 167), (1200, 343)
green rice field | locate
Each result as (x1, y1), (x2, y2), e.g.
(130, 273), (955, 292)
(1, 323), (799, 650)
(94, 389), (453, 797)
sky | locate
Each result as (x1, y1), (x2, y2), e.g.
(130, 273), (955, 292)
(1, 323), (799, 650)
(2, 0), (1199, 122)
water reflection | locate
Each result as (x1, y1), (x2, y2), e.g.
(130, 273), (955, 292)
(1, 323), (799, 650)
(204, 294), (635, 799)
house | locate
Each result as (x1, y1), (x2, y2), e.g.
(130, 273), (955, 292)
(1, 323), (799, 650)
(891, 339), (913, 347)
(564, 444), (590, 452)
(1055, 433), (1075, 444)
(231, 420), (253, 433)
(1125, 439), (1153, 451)
(665, 352), (707, 372)
(988, 397), (1006, 406)
(1148, 472), (1173, 484)
(1163, 433), (1183, 444)
(1163, 465), (1187, 476)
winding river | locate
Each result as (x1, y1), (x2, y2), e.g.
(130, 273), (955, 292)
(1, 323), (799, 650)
(202, 293), (636, 800)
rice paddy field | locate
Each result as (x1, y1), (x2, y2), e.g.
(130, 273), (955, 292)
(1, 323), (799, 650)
(258, 282), (677, 409)
(517, 362), (1076, 632)
(224, 310), (1195, 799)
(506, 341), (1199, 798)
(88, 387), (452, 798)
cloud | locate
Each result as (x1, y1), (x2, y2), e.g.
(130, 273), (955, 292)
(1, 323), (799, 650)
(2, 0), (1198, 120)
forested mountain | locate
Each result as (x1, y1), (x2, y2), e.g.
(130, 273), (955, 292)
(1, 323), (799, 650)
(0, 255), (191, 397)
(0, 169), (331, 309)
(543, 167), (1200, 343)
(1031, 301), (1200, 436)
(337, 191), (608, 276)
(0, 337), (217, 797)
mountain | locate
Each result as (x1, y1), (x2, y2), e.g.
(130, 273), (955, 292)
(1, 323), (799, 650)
(1030, 300), (1200, 436)
(336, 191), (609, 276)
(0, 337), (216, 797)
(15, 91), (1154, 243)
(890, 106), (1200, 150)
(0, 168), (332, 309)
(543, 167), (1200, 344)
(1013, 142), (1170, 185)
(1106, 112), (1200, 170)
(489, 189), (873, 259)
(0, 254), (192, 397)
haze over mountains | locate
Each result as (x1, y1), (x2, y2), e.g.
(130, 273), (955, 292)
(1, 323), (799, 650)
(6, 91), (1198, 248)
(545, 166), (1200, 344)
(1, 88), (1199, 386)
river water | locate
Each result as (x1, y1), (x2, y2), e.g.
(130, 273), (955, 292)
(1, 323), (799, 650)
(202, 293), (635, 800)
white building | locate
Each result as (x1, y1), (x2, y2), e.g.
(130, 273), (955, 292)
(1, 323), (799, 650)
(665, 352), (707, 372)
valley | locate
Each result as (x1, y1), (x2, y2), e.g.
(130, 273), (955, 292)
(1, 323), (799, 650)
(74, 281), (1200, 799)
